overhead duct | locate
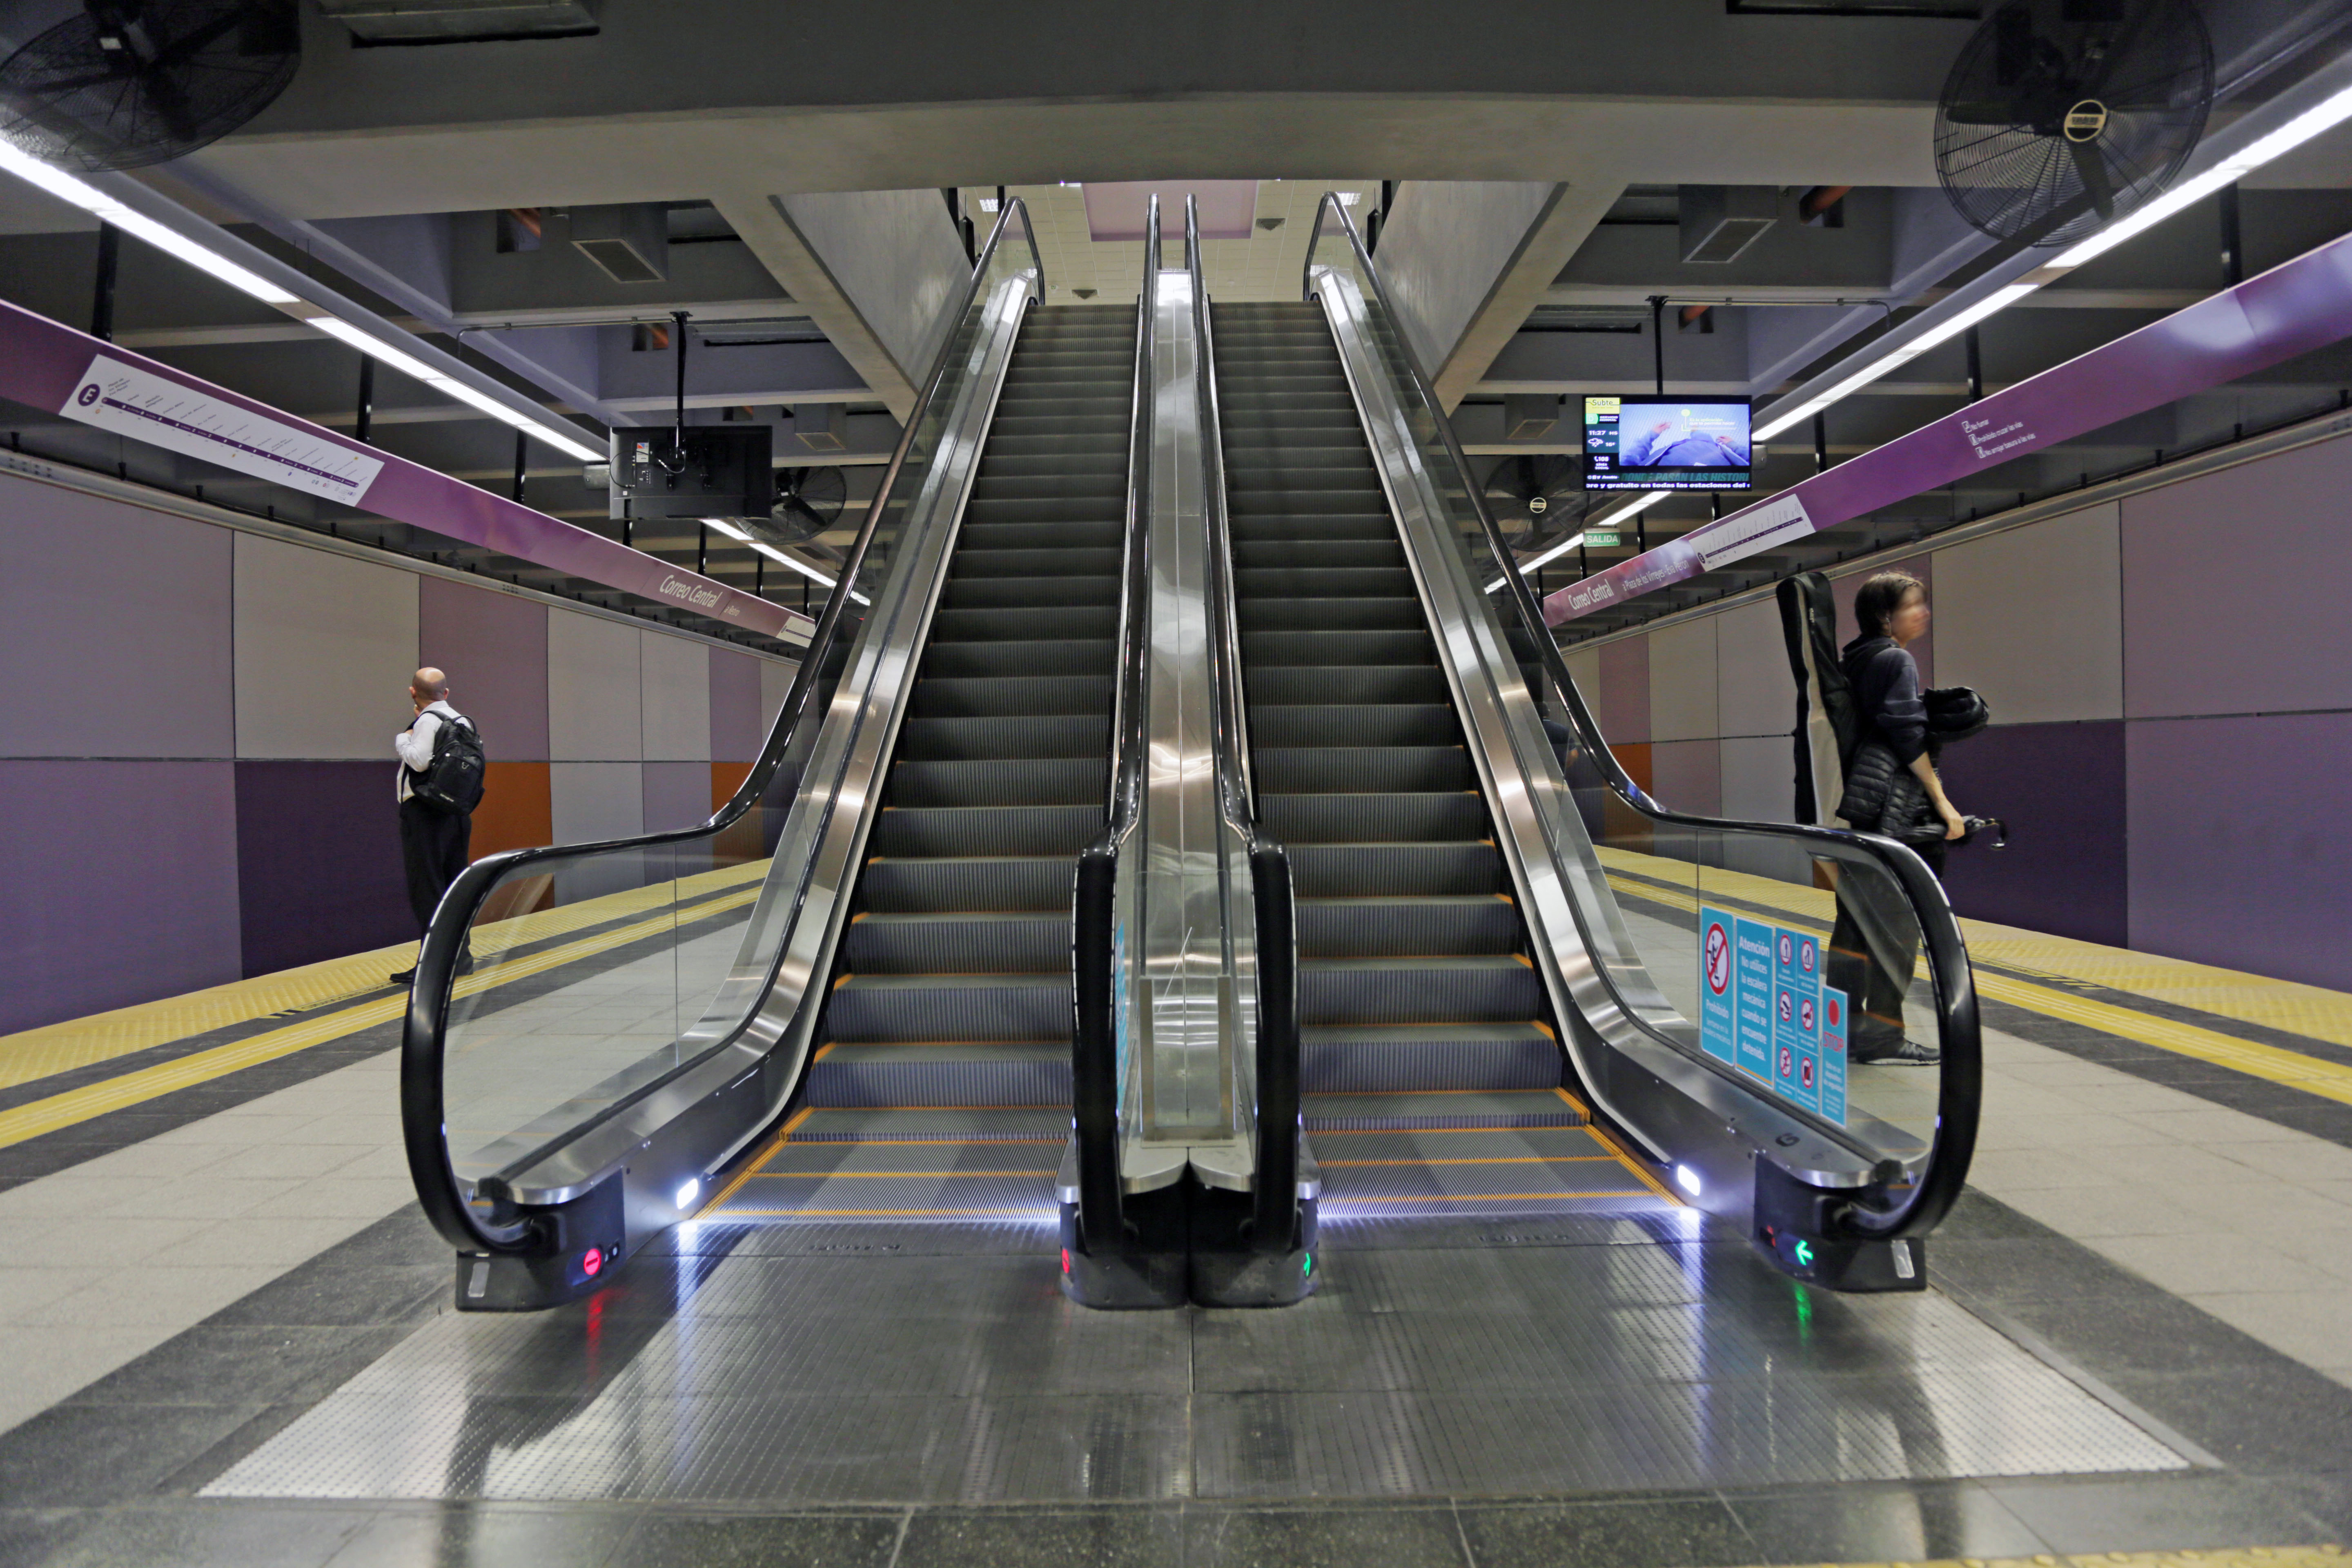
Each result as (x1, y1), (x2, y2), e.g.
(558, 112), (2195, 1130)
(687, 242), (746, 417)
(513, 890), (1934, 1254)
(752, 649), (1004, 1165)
(1679, 186), (1779, 263)
(316, 0), (599, 45)
(793, 403), (848, 453)
(570, 203), (668, 283)
(1503, 393), (1562, 439)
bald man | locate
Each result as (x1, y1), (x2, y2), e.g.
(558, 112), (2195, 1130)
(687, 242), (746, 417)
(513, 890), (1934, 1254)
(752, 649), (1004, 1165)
(391, 666), (473, 986)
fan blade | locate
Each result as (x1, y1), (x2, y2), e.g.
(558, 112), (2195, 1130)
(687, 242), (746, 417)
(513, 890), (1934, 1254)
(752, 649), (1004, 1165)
(147, 8), (248, 69)
(2080, 0), (2160, 96)
(783, 495), (829, 531)
(1944, 99), (2031, 127)
(2069, 136), (2116, 220)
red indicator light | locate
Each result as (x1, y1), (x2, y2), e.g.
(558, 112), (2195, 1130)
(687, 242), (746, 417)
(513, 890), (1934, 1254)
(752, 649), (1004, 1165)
(1060, 1248), (1072, 1274)
(582, 1247), (602, 1278)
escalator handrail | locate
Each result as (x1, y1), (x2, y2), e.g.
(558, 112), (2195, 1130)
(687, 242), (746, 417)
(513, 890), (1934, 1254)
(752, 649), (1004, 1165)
(402, 199), (1046, 1256)
(1300, 192), (1978, 1240)
(1187, 196), (1301, 1254)
(1070, 198), (1160, 1253)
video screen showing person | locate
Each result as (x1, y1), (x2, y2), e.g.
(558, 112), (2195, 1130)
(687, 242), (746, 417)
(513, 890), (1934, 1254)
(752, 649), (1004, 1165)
(1582, 395), (1754, 491)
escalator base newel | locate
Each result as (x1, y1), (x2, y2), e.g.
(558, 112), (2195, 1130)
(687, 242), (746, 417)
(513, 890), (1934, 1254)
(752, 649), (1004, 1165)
(1751, 1156), (1928, 1294)
(1058, 1187), (1189, 1309)
(1188, 1186), (1317, 1309)
(452, 1176), (628, 1312)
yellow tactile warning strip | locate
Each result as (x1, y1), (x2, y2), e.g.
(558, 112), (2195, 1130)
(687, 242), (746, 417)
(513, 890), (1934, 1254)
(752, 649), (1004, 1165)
(0, 857), (773, 1094)
(1597, 848), (2352, 1110)
(0, 861), (772, 1151)
(1753, 1550), (2343, 1568)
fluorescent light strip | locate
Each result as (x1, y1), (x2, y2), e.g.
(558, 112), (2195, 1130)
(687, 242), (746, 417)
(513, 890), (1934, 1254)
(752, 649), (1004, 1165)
(1508, 490), (1670, 580)
(751, 539), (836, 588)
(0, 143), (297, 306)
(701, 516), (752, 542)
(0, 144), (606, 463)
(1739, 80), (2352, 464)
(305, 314), (605, 463)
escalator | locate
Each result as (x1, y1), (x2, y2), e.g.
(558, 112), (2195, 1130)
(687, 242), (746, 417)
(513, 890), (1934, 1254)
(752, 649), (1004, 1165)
(1157, 199), (1982, 1291)
(397, 203), (1145, 1307)
(710, 306), (1136, 1215)
(1212, 301), (1674, 1216)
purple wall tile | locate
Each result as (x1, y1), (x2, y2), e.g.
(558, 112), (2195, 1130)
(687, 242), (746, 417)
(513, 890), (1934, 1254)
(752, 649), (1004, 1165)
(2121, 433), (2352, 718)
(1832, 552), (1933, 686)
(0, 475), (234, 759)
(418, 578), (550, 762)
(708, 648), (765, 764)
(642, 761), (713, 833)
(0, 760), (243, 1032)
(1648, 738), (1722, 818)
(1598, 636), (1650, 743)
(234, 760), (414, 976)
(1937, 721), (2127, 948)
(2125, 712), (2352, 990)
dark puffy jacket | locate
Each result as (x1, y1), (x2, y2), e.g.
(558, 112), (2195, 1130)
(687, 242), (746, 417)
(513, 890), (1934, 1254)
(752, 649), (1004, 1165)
(1836, 638), (1989, 838)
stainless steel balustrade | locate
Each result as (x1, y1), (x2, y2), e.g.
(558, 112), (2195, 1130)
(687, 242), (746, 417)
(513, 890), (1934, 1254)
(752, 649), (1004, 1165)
(401, 203), (1047, 1303)
(1298, 194), (1978, 1270)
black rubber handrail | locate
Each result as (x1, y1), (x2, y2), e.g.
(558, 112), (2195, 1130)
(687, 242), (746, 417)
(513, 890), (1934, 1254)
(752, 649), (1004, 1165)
(1187, 196), (1301, 1255)
(1301, 193), (1979, 1241)
(1069, 197), (1160, 1255)
(402, 199), (1047, 1256)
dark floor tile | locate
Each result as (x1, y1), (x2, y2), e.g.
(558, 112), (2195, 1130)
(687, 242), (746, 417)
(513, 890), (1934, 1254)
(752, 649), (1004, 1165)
(1929, 1236), (2151, 1304)
(0, 1401), (273, 1507)
(898, 1505), (1181, 1567)
(205, 1258), (447, 1329)
(1932, 1191), (2051, 1243)
(2000, 1291), (2280, 1377)
(18, 1501), (372, 1568)
(2103, 1368), (2352, 1474)
(1983, 1472), (2325, 1552)
(2264, 1471), (2352, 1539)
(0, 1507), (92, 1568)
(606, 1510), (903, 1568)
(1455, 1496), (1753, 1568)
(1184, 1504), (1470, 1568)
(68, 1326), (406, 1410)
(1724, 1479), (2046, 1563)
(323, 1502), (645, 1567)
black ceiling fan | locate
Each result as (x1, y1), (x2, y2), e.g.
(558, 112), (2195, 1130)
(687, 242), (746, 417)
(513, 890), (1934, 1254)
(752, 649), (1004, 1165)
(0, 0), (299, 171)
(1481, 455), (1585, 552)
(1934, 0), (2213, 248)
(768, 465), (847, 545)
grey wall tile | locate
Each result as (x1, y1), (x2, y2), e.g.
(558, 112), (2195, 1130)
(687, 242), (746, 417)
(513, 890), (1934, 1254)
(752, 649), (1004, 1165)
(0, 474), (233, 760)
(639, 630), (711, 763)
(233, 535), (418, 761)
(1648, 619), (1718, 743)
(1934, 503), (2122, 724)
(418, 578), (550, 762)
(1714, 598), (1791, 740)
(548, 613), (641, 762)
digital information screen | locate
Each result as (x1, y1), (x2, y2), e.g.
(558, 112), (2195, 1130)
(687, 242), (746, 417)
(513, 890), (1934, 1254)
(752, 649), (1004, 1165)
(1582, 395), (1755, 492)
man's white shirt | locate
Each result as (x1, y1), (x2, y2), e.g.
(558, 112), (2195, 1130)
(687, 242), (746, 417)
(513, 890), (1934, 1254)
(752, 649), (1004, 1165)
(396, 700), (460, 802)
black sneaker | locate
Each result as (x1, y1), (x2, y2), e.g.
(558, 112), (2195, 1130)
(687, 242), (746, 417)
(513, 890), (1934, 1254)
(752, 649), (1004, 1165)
(1852, 1038), (1941, 1067)
(390, 967), (417, 987)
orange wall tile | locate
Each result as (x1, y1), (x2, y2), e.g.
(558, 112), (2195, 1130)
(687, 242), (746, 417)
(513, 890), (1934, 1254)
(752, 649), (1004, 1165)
(470, 761), (552, 861)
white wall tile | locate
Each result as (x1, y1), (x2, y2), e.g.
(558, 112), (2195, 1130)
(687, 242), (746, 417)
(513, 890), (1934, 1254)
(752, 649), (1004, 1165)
(1647, 620), (1718, 742)
(1715, 599), (1791, 740)
(1934, 503), (2123, 724)
(1562, 645), (1601, 713)
(547, 612), (641, 762)
(232, 535), (417, 760)
(1718, 733), (1810, 881)
(639, 630), (712, 762)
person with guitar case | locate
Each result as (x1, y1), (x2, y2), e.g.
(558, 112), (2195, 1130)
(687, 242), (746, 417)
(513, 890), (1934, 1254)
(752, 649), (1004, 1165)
(1777, 571), (2002, 1067)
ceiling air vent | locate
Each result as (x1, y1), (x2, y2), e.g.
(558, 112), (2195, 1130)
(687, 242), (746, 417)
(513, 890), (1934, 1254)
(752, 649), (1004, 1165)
(570, 204), (668, 283)
(317, 0), (599, 45)
(1678, 186), (1779, 264)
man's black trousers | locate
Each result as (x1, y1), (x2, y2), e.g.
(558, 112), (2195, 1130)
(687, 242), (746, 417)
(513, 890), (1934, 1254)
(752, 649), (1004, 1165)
(399, 795), (472, 935)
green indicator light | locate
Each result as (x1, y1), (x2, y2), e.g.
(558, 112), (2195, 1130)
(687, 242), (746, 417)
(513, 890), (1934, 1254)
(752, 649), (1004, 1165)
(1303, 1252), (1314, 1276)
(1793, 1240), (1815, 1267)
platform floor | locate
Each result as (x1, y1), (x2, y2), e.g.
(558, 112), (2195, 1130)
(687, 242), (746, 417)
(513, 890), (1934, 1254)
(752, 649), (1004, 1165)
(1, 880), (2350, 1565)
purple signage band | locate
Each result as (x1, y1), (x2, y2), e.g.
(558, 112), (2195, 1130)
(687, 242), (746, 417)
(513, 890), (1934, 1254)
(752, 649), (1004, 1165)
(0, 299), (811, 643)
(1545, 226), (2352, 625)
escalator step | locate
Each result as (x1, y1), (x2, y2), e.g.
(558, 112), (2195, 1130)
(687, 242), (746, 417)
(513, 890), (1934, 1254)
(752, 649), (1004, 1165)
(842, 911), (1066, 973)
(859, 855), (1074, 913)
(1245, 665), (1450, 707)
(869, 803), (1104, 858)
(894, 715), (1111, 761)
(1297, 895), (1522, 958)
(1301, 956), (1542, 1027)
(804, 1042), (1070, 1109)
(1259, 791), (1489, 845)
(906, 674), (1113, 718)
(827, 972), (1069, 1045)
(887, 757), (1105, 807)
(1254, 746), (1476, 795)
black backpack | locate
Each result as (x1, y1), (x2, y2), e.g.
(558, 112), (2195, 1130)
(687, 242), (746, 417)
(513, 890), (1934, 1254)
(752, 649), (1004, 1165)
(412, 713), (486, 816)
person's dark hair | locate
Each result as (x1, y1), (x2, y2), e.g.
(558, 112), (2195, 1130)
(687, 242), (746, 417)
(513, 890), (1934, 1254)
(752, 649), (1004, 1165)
(1852, 572), (1925, 639)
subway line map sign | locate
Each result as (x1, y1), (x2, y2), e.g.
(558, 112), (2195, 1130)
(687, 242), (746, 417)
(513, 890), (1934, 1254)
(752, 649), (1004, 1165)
(1699, 905), (1846, 1126)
